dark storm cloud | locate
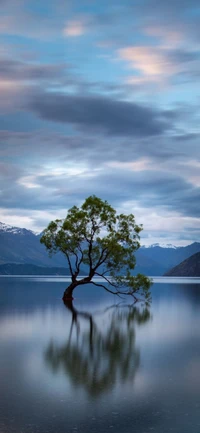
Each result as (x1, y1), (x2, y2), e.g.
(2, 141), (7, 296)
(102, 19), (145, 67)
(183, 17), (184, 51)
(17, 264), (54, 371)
(28, 91), (170, 137)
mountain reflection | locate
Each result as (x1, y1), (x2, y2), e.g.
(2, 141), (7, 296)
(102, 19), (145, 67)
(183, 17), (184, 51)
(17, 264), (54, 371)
(45, 301), (151, 397)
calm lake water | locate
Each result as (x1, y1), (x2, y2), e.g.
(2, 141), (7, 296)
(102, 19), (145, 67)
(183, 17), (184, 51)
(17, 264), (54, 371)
(0, 277), (200, 433)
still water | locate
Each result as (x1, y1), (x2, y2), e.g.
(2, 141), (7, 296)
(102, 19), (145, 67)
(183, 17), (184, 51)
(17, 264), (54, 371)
(0, 277), (200, 433)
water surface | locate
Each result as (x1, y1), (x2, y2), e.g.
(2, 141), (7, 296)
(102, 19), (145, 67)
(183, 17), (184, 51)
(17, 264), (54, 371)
(0, 277), (200, 433)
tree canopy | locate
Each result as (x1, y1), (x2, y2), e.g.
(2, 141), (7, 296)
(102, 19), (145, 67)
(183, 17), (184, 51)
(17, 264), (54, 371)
(40, 195), (152, 302)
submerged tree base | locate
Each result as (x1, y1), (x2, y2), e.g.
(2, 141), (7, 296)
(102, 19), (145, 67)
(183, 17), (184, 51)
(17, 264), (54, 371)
(62, 283), (76, 302)
(62, 275), (152, 304)
(62, 296), (74, 301)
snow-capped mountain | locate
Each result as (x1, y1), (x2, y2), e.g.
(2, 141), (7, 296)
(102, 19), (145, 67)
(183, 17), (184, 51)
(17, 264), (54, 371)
(0, 222), (36, 236)
(142, 243), (178, 249)
(0, 221), (66, 267)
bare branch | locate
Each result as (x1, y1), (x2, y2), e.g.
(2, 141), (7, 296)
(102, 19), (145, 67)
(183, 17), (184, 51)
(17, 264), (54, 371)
(88, 281), (140, 302)
(93, 247), (110, 271)
(88, 281), (124, 299)
(60, 248), (74, 278)
(72, 250), (79, 271)
(100, 269), (110, 276)
(76, 248), (84, 276)
(85, 235), (93, 272)
(94, 272), (118, 288)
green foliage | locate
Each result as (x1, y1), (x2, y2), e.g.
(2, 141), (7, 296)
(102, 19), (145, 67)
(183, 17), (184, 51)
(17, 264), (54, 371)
(40, 195), (152, 301)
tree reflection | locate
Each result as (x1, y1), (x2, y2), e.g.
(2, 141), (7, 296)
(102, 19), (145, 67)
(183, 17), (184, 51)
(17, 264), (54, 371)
(45, 300), (151, 397)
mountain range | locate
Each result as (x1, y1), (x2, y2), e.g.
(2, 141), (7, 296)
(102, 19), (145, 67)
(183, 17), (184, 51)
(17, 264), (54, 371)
(0, 222), (67, 267)
(0, 222), (199, 276)
(135, 241), (200, 275)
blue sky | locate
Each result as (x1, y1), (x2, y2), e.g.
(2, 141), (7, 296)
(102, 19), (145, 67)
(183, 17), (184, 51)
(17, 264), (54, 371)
(0, 0), (200, 245)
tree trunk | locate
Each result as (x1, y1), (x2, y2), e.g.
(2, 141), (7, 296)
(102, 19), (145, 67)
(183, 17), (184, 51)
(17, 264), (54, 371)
(62, 275), (93, 302)
(62, 281), (78, 301)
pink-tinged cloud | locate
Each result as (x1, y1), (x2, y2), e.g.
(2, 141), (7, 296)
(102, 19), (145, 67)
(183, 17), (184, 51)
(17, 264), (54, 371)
(63, 20), (86, 37)
(118, 46), (177, 83)
(106, 159), (151, 172)
(118, 43), (200, 89)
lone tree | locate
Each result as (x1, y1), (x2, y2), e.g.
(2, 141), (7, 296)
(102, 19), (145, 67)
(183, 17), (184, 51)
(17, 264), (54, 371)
(40, 196), (152, 303)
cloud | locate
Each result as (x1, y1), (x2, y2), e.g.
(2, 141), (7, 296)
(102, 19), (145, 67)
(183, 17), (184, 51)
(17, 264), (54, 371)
(0, 149), (199, 217)
(0, 58), (69, 83)
(139, 0), (200, 18)
(0, 57), (73, 113)
(0, 126), (199, 242)
(107, 159), (151, 172)
(0, 128), (199, 174)
(118, 46), (200, 87)
(63, 20), (86, 37)
(145, 26), (184, 48)
(119, 46), (173, 78)
(0, 0), (199, 245)
(0, 79), (25, 112)
(28, 90), (170, 137)
(132, 0), (200, 48)
(0, 0), (66, 40)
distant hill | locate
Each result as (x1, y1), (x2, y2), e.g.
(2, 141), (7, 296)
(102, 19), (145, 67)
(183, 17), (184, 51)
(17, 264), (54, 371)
(164, 252), (200, 276)
(0, 221), (199, 276)
(0, 263), (76, 276)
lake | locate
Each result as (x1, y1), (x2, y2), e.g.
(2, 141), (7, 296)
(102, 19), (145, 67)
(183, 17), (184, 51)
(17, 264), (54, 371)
(0, 276), (200, 433)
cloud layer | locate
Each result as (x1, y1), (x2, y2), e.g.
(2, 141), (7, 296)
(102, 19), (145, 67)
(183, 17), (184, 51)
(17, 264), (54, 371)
(0, 0), (199, 244)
